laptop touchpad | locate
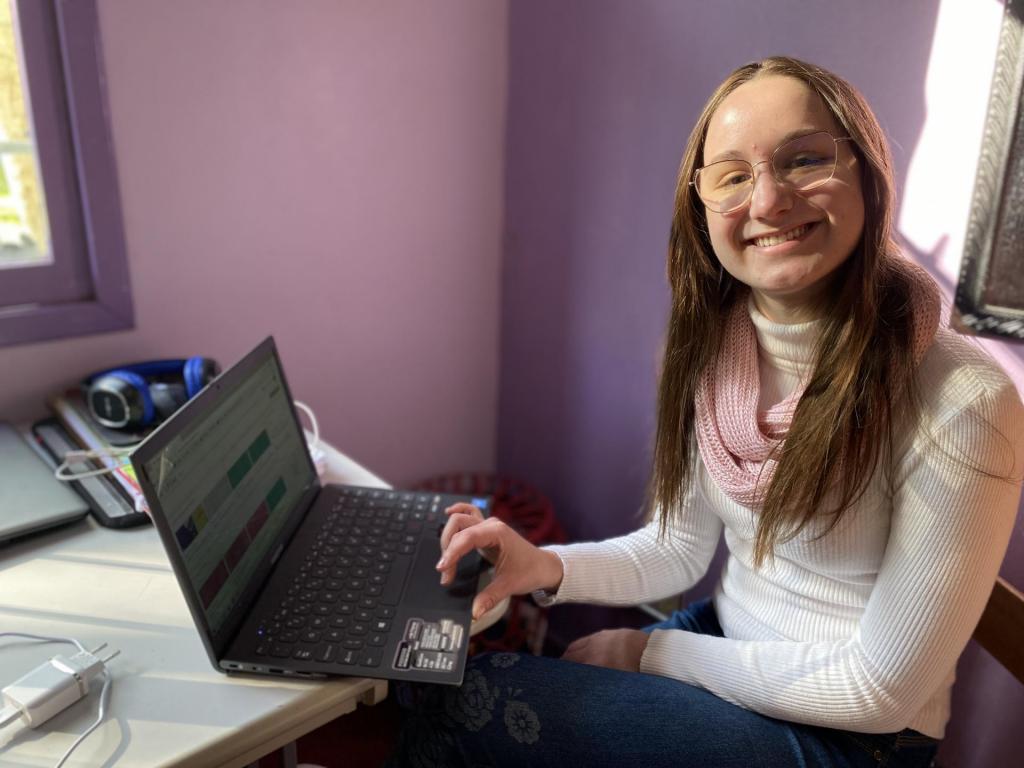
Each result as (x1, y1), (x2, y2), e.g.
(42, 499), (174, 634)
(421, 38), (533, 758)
(403, 542), (480, 608)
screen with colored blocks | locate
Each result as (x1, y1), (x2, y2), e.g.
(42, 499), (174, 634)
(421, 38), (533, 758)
(141, 352), (313, 635)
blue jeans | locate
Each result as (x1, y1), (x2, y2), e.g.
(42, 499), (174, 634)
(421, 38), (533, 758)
(388, 599), (939, 767)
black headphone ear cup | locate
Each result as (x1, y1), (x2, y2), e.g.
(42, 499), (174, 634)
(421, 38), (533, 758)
(200, 358), (220, 386)
(87, 370), (151, 429)
(150, 382), (188, 421)
(183, 357), (221, 398)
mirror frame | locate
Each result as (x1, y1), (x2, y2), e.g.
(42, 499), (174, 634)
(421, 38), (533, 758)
(955, 0), (1024, 341)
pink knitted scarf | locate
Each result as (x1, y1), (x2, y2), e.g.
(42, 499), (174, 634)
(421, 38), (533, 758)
(694, 261), (941, 509)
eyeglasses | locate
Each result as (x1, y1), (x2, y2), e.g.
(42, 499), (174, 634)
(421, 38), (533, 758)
(691, 131), (854, 214)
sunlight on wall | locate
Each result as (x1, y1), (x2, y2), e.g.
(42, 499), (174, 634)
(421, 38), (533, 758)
(898, 0), (1024, 388)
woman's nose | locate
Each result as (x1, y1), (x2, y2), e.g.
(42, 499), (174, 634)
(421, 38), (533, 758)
(748, 164), (794, 219)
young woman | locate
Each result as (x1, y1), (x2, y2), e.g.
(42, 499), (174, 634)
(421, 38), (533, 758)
(391, 57), (1024, 768)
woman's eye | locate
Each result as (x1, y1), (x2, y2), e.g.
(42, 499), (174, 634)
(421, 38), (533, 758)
(786, 153), (827, 169)
(717, 172), (751, 188)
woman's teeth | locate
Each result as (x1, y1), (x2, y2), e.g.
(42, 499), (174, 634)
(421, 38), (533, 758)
(753, 223), (812, 248)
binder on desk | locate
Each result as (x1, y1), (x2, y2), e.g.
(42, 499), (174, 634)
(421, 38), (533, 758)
(48, 391), (149, 513)
(32, 417), (150, 527)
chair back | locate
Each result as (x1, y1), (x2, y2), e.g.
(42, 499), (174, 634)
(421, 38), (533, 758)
(972, 577), (1024, 684)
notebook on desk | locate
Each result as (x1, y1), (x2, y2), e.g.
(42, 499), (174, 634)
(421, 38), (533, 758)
(130, 336), (486, 685)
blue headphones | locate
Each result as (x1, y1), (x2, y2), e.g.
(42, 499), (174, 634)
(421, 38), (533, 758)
(85, 357), (221, 429)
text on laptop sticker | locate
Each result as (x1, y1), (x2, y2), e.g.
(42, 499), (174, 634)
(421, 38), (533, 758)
(393, 617), (465, 673)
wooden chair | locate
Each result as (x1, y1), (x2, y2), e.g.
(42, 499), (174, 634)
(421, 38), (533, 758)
(972, 576), (1024, 684)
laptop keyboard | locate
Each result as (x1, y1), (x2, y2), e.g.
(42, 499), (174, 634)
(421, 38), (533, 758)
(253, 487), (444, 669)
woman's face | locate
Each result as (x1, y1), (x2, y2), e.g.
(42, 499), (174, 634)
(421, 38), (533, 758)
(702, 75), (865, 323)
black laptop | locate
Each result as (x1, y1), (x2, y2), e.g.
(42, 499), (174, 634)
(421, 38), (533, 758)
(130, 336), (486, 685)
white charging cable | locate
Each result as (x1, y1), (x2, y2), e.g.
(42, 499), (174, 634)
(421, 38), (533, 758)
(53, 400), (322, 482)
(53, 445), (135, 481)
(294, 400), (319, 448)
(294, 401), (326, 476)
(0, 632), (118, 768)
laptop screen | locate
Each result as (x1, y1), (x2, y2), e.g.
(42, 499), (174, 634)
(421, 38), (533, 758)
(138, 345), (314, 638)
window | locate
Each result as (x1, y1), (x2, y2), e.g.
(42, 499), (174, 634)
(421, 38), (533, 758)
(0, 0), (132, 348)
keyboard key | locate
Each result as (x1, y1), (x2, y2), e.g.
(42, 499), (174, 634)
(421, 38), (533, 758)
(271, 644), (292, 658)
(361, 650), (383, 668)
(343, 639), (364, 651)
(301, 630), (321, 643)
(316, 643), (337, 663)
(368, 633), (387, 647)
(293, 648), (313, 661)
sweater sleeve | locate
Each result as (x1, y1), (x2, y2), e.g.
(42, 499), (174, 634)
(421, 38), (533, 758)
(533, 471), (723, 607)
(638, 381), (1024, 734)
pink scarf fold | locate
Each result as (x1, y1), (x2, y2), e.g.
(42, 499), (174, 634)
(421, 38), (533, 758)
(694, 261), (941, 509)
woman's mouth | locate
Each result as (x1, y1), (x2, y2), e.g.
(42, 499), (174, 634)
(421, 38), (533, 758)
(750, 222), (816, 248)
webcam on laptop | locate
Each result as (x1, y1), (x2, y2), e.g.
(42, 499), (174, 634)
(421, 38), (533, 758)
(84, 357), (220, 430)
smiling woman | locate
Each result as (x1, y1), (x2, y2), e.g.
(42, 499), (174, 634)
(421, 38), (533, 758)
(698, 77), (866, 323)
(387, 57), (1024, 768)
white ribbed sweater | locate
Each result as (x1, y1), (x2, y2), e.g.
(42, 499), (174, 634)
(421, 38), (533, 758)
(537, 306), (1024, 738)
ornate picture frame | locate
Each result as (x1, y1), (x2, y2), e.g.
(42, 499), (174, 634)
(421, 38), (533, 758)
(955, 0), (1024, 341)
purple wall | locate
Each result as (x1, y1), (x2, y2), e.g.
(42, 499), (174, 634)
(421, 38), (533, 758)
(498, 2), (1020, 766)
(0, 0), (507, 487)
(1, 0), (1019, 763)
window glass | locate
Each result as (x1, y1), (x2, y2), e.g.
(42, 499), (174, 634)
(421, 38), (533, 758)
(0, 0), (50, 269)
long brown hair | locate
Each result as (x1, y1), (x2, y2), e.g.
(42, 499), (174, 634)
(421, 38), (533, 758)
(651, 56), (924, 566)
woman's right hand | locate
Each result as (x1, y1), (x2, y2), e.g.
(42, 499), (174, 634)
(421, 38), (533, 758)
(437, 502), (564, 620)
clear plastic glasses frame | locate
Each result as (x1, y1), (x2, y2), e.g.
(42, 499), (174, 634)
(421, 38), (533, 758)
(690, 131), (854, 214)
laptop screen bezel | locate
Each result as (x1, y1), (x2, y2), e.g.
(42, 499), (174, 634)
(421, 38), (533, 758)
(131, 336), (322, 664)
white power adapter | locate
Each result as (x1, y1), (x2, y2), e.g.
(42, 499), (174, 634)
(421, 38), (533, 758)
(1, 644), (118, 728)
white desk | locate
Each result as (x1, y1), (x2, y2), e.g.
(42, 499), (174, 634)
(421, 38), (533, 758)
(0, 441), (460, 767)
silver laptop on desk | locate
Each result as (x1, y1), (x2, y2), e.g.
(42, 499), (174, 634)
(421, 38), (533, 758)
(0, 422), (89, 544)
(130, 336), (486, 685)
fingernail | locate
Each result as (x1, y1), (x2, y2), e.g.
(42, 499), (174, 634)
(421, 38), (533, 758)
(440, 571), (449, 585)
(436, 557), (446, 570)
